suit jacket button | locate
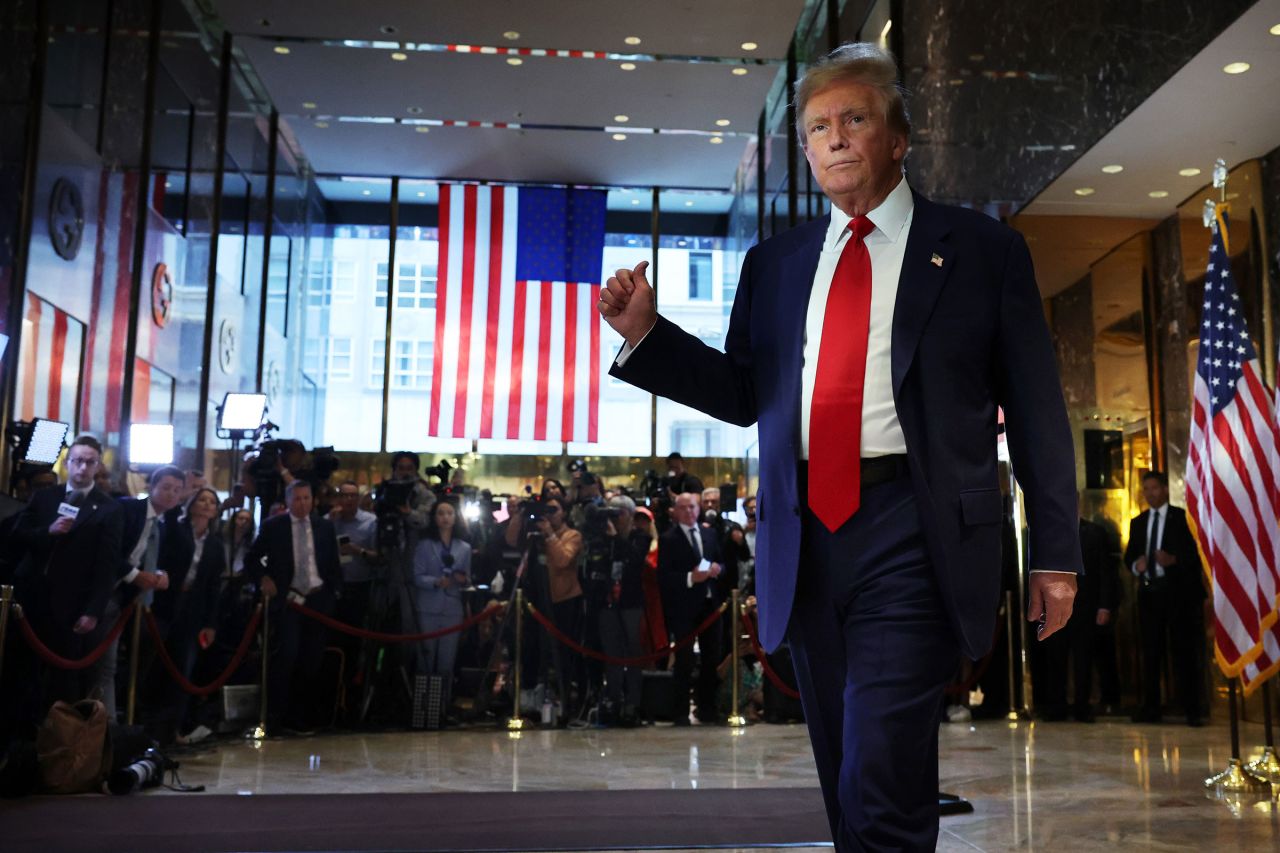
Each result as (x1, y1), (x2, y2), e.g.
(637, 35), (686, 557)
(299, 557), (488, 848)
(792, 505), (800, 517)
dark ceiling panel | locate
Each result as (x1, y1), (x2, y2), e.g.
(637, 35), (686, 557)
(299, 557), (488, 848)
(238, 38), (775, 132)
(290, 121), (749, 189)
(214, 0), (806, 60)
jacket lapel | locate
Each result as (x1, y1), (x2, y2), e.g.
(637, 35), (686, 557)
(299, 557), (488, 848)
(891, 192), (954, 396)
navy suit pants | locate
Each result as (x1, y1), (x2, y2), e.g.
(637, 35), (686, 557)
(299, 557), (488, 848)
(788, 470), (959, 852)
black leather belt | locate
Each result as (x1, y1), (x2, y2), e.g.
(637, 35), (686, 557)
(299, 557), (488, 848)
(798, 455), (908, 490)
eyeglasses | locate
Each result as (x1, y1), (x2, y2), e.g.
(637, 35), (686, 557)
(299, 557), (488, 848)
(545, 506), (561, 515)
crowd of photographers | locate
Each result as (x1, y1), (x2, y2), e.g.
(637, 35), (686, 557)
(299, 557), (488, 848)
(1, 438), (772, 750)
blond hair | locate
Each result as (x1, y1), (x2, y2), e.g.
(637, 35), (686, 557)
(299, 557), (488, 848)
(794, 42), (910, 146)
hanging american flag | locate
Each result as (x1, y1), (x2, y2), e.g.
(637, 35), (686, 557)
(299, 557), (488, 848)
(428, 183), (606, 443)
(1185, 206), (1280, 686)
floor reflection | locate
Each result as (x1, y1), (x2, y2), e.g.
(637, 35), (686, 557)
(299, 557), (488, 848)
(171, 717), (1279, 850)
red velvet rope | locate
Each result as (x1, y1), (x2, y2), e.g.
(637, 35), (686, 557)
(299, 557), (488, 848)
(15, 602), (137, 670)
(143, 605), (263, 697)
(286, 599), (498, 642)
(741, 611), (801, 699)
(525, 600), (727, 666)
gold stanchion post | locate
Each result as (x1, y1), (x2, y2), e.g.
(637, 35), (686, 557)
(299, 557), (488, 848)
(249, 595), (269, 741)
(1244, 679), (1280, 784)
(125, 604), (144, 725)
(1205, 677), (1268, 792)
(507, 587), (525, 732)
(0, 584), (14, 684)
(728, 589), (746, 728)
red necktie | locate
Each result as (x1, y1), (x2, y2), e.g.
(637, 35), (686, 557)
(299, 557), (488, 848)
(808, 216), (875, 533)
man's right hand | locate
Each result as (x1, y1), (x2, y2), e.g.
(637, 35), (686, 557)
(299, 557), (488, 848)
(599, 261), (657, 348)
(1134, 556), (1148, 574)
(49, 516), (74, 536)
(261, 577), (278, 598)
(691, 565), (714, 584)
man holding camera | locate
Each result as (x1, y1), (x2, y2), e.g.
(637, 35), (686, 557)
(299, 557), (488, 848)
(594, 495), (652, 725)
(658, 492), (726, 725)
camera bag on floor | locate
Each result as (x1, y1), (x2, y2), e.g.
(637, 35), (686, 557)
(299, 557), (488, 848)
(36, 699), (111, 794)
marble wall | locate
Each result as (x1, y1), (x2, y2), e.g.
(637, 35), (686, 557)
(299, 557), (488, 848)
(1050, 274), (1097, 410)
(1151, 214), (1190, 504)
(902, 0), (1256, 208)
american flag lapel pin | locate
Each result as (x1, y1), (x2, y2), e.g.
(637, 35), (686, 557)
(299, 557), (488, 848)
(930, 252), (944, 268)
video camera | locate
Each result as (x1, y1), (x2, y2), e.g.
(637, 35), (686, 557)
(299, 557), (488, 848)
(243, 423), (341, 509)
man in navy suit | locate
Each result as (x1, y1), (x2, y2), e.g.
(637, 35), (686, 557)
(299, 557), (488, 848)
(246, 479), (343, 732)
(657, 492), (726, 725)
(600, 43), (1081, 851)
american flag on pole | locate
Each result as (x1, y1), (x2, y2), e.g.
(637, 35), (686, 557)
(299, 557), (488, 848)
(427, 184), (606, 443)
(1185, 206), (1280, 687)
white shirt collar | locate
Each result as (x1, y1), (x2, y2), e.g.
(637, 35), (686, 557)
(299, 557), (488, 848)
(291, 513), (310, 525)
(825, 176), (914, 251)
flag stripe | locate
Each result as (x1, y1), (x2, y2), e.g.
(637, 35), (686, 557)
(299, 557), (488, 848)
(479, 186), (505, 438)
(507, 279), (528, 439)
(48, 308), (68, 422)
(452, 184), (479, 438)
(589, 282), (601, 443)
(428, 186), (452, 437)
(533, 282), (552, 441)
(562, 282), (578, 441)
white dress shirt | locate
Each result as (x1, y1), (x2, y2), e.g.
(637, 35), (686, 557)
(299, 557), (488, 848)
(616, 178), (912, 460)
(290, 515), (325, 594)
(1133, 504), (1168, 579)
(680, 522), (711, 594)
(121, 500), (160, 585)
(800, 177), (912, 459)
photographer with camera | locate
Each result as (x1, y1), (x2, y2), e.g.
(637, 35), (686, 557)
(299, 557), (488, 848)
(591, 495), (651, 726)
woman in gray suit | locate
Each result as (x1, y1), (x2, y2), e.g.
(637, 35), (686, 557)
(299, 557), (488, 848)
(411, 499), (471, 715)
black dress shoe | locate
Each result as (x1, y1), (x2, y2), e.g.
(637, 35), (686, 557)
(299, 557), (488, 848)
(672, 717), (691, 727)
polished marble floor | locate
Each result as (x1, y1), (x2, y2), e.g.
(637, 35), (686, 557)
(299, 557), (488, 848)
(168, 716), (1280, 851)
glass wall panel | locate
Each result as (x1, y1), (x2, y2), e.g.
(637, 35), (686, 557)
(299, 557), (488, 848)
(303, 176), (390, 452)
(654, 188), (759, 465)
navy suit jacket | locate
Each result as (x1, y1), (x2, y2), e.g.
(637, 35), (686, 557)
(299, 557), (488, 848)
(656, 524), (725, 635)
(1123, 506), (1206, 604)
(246, 512), (343, 605)
(611, 191), (1082, 658)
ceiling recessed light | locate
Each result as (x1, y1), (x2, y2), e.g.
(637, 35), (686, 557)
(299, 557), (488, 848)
(417, 191), (426, 197)
(732, 67), (748, 76)
(630, 199), (640, 205)
(612, 133), (627, 141)
(507, 57), (523, 66)
(361, 189), (371, 196)
(273, 45), (290, 55)
(415, 126), (430, 133)
(314, 121), (329, 128)
(503, 31), (520, 40)
(380, 25), (397, 35)
(258, 18), (271, 27)
(1074, 187), (1095, 196)
(1271, 23), (1280, 36)
(709, 136), (724, 144)
(614, 114), (630, 123)
(1148, 190), (1169, 199)
(741, 41), (758, 51)
(1179, 167), (1202, 177)
(391, 51), (408, 61)
(715, 119), (731, 127)
(624, 36), (641, 46)
(684, 200), (694, 207)
(619, 62), (636, 71)
(1223, 61), (1250, 74)
(302, 101), (317, 109)
(1101, 164), (1123, 174)
(406, 106), (423, 114)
